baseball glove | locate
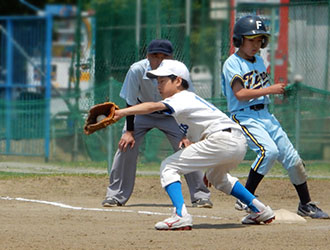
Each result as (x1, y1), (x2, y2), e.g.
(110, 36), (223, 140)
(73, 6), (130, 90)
(84, 102), (119, 135)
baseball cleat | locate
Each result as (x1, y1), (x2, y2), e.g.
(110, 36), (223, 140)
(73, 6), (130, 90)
(297, 202), (330, 219)
(192, 198), (213, 208)
(102, 197), (123, 207)
(241, 205), (275, 225)
(155, 213), (193, 230)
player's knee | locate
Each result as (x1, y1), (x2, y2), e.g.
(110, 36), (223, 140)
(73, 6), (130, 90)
(160, 161), (181, 188)
(212, 173), (238, 195)
(265, 147), (279, 162)
(159, 161), (168, 180)
(288, 160), (307, 185)
(160, 160), (166, 173)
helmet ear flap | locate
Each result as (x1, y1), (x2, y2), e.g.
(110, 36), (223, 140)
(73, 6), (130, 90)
(233, 36), (243, 48)
(261, 36), (269, 48)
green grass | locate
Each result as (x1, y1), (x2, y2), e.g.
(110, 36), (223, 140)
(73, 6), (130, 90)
(49, 161), (108, 169)
(134, 161), (330, 180)
(0, 171), (41, 178)
(0, 171), (107, 179)
(0, 160), (329, 179)
(135, 161), (330, 178)
(232, 161), (330, 178)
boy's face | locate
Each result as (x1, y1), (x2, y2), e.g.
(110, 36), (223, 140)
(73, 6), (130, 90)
(157, 76), (181, 99)
(239, 36), (264, 59)
(147, 53), (172, 70)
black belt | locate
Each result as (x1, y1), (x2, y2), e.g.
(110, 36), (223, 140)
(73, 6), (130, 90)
(222, 128), (231, 133)
(240, 104), (265, 111)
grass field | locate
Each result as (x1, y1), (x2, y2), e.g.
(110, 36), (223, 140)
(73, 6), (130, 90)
(1, 157), (330, 178)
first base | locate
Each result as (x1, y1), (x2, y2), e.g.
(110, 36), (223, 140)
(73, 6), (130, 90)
(273, 209), (306, 223)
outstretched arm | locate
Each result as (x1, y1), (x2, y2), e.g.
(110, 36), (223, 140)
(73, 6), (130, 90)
(232, 79), (286, 101)
(114, 102), (167, 121)
(115, 102), (167, 152)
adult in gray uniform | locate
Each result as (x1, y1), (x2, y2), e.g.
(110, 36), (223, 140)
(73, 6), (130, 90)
(102, 39), (213, 208)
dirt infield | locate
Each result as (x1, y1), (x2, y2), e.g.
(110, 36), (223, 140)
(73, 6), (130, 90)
(1, 175), (330, 250)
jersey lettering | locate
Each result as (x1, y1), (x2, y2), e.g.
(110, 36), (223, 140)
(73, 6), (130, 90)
(242, 70), (269, 89)
(260, 72), (269, 85)
(243, 71), (254, 88)
(179, 123), (189, 135)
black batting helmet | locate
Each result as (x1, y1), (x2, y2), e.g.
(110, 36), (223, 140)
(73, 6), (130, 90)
(233, 15), (270, 48)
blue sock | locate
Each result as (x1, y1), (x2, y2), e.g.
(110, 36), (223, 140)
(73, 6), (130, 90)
(230, 181), (259, 213)
(165, 181), (184, 217)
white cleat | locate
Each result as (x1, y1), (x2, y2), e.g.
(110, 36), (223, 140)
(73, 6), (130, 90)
(241, 206), (275, 225)
(155, 213), (193, 230)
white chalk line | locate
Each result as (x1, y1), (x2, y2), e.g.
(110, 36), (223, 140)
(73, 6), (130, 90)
(0, 196), (223, 220)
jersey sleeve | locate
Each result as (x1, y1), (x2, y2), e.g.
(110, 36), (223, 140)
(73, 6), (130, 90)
(119, 64), (144, 105)
(161, 93), (185, 116)
(223, 59), (244, 89)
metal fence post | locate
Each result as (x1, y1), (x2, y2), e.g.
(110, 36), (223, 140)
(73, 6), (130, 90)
(5, 19), (13, 154)
(72, 0), (82, 162)
(107, 80), (114, 175)
(44, 14), (53, 162)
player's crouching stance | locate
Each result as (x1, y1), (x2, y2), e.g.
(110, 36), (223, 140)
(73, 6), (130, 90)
(112, 59), (275, 230)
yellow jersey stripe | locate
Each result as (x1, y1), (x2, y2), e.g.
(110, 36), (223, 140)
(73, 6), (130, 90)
(232, 114), (265, 171)
(230, 74), (244, 88)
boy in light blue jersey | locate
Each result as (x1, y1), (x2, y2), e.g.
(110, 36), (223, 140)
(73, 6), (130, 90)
(222, 15), (329, 219)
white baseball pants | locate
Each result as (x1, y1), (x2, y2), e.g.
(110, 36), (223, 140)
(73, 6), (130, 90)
(160, 128), (247, 195)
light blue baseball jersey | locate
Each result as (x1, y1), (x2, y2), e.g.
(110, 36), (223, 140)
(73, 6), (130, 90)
(222, 53), (301, 177)
(222, 53), (271, 112)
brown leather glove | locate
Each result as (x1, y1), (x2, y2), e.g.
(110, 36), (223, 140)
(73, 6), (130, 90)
(84, 102), (119, 135)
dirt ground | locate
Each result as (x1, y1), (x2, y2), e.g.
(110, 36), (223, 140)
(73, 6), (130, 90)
(1, 175), (330, 250)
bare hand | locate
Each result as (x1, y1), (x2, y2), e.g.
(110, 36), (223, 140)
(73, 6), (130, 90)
(178, 137), (192, 149)
(118, 131), (135, 152)
(268, 83), (286, 95)
(203, 174), (212, 188)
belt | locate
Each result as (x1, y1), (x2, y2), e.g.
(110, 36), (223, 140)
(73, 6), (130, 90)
(240, 104), (265, 111)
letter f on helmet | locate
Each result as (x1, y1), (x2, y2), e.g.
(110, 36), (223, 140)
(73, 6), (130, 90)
(256, 20), (262, 29)
(233, 15), (270, 48)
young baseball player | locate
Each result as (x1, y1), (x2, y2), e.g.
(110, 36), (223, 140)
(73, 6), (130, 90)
(111, 59), (275, 230)
(222, 15), (329, 219)
(102, 39), (213, 208)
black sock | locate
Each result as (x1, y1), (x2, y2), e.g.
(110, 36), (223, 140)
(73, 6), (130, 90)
(245, 168), (264, 195)
(293, 182), (311, 205)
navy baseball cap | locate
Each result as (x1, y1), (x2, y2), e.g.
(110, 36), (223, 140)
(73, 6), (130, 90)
(147, 39), (173, 56)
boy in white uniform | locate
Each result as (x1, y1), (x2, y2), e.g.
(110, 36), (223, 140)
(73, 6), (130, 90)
(112, 59), (275, 230)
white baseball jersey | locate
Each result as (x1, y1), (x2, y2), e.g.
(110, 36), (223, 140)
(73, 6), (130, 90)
(161, 90), (242, 142)
(221, 53), (271, 112)
(159, 90), (247, 193)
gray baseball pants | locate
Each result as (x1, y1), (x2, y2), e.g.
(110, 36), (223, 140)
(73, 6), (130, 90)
(105, 113), (211, 204)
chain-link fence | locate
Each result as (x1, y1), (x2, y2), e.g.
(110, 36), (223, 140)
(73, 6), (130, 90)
(1, 0), (329, 165)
